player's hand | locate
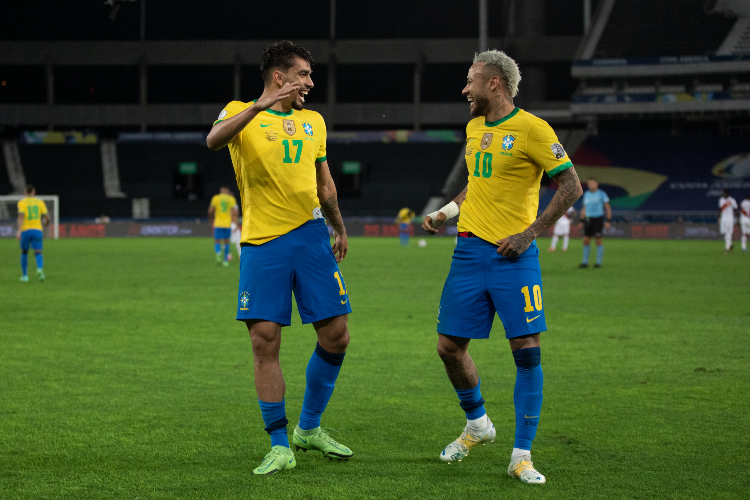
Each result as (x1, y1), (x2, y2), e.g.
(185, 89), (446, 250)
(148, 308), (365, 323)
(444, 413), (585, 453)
(252, 83), (301, 111)
(331, 230), (348, 263)
(16, 230), (21, 241)
(421, 212), (447, 235)
(496, 230), (534, 258)
(604, 221), (611, 230)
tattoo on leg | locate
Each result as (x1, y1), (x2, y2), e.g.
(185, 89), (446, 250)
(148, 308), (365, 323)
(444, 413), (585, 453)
(444, 352), (480, 390)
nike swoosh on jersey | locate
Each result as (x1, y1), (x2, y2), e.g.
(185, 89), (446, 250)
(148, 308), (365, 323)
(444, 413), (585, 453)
(526, 315), (540, 323)
(341, 299), (348, 305)
(260, 123), (272, 127)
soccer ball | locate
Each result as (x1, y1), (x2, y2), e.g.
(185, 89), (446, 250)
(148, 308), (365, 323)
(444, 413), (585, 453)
(418, 239), (427, 247)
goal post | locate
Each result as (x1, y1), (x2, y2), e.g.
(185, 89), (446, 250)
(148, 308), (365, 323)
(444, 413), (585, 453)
(0, 195), (60, 239)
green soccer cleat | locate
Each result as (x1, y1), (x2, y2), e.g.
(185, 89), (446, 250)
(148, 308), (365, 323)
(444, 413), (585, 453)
(222, 260), (229, 267)
(37, 268), (45, 282)
(19, 275), (29, 283)
(292, 426), (353, 460)
(215, 252), (223, 264)
(252, 445), (296, 476)
(508, 454), (546, 484)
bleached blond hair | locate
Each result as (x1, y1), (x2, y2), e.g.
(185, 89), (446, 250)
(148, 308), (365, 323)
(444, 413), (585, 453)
(473, 50), (521, 98)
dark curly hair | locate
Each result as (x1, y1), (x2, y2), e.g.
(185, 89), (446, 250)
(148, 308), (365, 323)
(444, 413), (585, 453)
(260, 40), (314, 86)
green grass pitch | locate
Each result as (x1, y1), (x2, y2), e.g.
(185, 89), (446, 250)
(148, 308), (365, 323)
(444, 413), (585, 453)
(1, 236), (749, 499)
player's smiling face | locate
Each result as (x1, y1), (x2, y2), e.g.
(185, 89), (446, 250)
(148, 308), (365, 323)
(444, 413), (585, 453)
(463, 64), (491, 117)
(282, 56), (314, 110)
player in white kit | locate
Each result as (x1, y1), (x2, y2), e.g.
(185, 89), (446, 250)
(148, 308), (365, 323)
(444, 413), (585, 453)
(719, 189), (738, 252)
(740, 194), (750, 252)
(548, 206), (575, 251)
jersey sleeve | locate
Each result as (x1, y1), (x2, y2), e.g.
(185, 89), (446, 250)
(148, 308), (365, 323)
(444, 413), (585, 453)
(527, 121), (572, 177)
(316, 118), (327, 163)
(231, 196), (238, 208)
(732, 198), (738, 209)
(213, 101), (248, 126)
(602, 191), (610, 204)
(40, 200), (48, 215)
(17, 199), (25, 215)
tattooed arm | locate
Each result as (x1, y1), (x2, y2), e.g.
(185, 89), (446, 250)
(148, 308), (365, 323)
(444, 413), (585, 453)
(316, 159), (348, 262)
(497, 167), (583, 257)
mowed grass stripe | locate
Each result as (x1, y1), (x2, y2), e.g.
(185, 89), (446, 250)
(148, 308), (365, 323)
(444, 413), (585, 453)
(1, 237), (748, 499)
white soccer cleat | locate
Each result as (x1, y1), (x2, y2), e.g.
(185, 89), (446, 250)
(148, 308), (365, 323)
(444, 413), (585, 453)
(439, 418), (496, 462)
(508, 454), (546, 484)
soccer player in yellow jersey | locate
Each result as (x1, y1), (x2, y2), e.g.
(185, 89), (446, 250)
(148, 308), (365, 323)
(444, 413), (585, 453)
(208, 186), (238, 266)
(396, 207), (415, 246)
(16, 184), (49, 282)
(207, 41), (352, 475)
(422, 50), (583, 484)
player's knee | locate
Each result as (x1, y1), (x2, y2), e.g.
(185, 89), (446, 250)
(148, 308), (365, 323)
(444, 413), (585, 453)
(436, 338), (461, 362)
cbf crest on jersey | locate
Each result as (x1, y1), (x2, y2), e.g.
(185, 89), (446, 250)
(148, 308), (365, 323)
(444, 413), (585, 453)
(502, 134), (516, 151)
(239, 291), (250, 311)
(481, 133), (493, 150)
(302, 122), (313, 136)
(283, 120), (296, 136)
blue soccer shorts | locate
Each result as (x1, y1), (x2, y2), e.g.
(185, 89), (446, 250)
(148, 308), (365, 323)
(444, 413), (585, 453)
(437, 237), (546, 339)
(236, 219), (352, 326)
(20, 229), (44, 251)
(214, 227), (231, 240)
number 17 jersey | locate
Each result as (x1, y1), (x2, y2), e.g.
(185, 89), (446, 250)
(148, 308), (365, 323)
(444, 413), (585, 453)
(215, 101), (327, 245)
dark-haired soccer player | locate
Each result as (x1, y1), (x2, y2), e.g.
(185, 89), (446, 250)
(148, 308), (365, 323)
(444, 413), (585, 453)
(207, 40), (352, 476)
(208, 186), (238, 266)
(422, 50), (582, 485)
(16, 184), (49, 282)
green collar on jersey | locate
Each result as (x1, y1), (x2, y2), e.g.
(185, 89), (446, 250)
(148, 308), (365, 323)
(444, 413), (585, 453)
(265, 108), (294, 117)
(484, 107), (519, 127)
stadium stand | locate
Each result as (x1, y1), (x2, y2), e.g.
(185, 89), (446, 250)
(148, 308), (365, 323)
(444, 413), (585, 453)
(593, 0), (737, 58)
(18, 144), (128, 217)
(0, 147), (12, 195)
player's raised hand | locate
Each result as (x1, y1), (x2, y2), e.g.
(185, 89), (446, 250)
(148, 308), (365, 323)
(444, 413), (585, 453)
(331, 230), (348, 263)
(422, 212), (447, 235)
(496, 230), (534, 258)
(253, 83), (301, 111)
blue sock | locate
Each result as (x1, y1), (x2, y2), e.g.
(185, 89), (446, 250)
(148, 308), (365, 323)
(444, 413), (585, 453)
(21, 253), (28, 276)
(258, 399), (289, 448)
(455, 379), (486, 420)
(596, 245), (604, 265)
(224, 244), (230, 260)
(582, 245), (591, 265)
(512, 347), (543, 450)
(298, 342), (345, 430)
(400, 234), (409, 246)
(214, 243), (221, 254)
(35, 253), (43, 269)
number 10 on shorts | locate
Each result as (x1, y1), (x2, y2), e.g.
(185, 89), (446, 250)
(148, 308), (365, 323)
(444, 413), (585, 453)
(521, 285), (542, 312)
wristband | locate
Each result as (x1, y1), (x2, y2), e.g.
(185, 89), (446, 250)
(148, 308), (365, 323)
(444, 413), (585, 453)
(426, 201), (460, 227)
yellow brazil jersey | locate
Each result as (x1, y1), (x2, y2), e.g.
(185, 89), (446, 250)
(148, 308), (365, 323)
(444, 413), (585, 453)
(214, 101), (327, 245)
(210, 193), (237, 228)
(17, 197), (48, 232)
(458, 107), (573, 243)
(397, 207), (415, 223)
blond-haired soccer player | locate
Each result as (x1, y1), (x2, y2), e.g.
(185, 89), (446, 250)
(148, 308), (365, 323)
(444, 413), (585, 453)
(207, 40), (352, 476)
(16, 184), (49, 282)
(208, 186), (238, 266)
(422, 50), (582, 484)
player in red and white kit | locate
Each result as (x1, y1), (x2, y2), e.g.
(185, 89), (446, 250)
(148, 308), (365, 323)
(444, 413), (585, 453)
(719, 189), (738, 252)
(548, 206), (575, 251)
(740, 194), (750, 252)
